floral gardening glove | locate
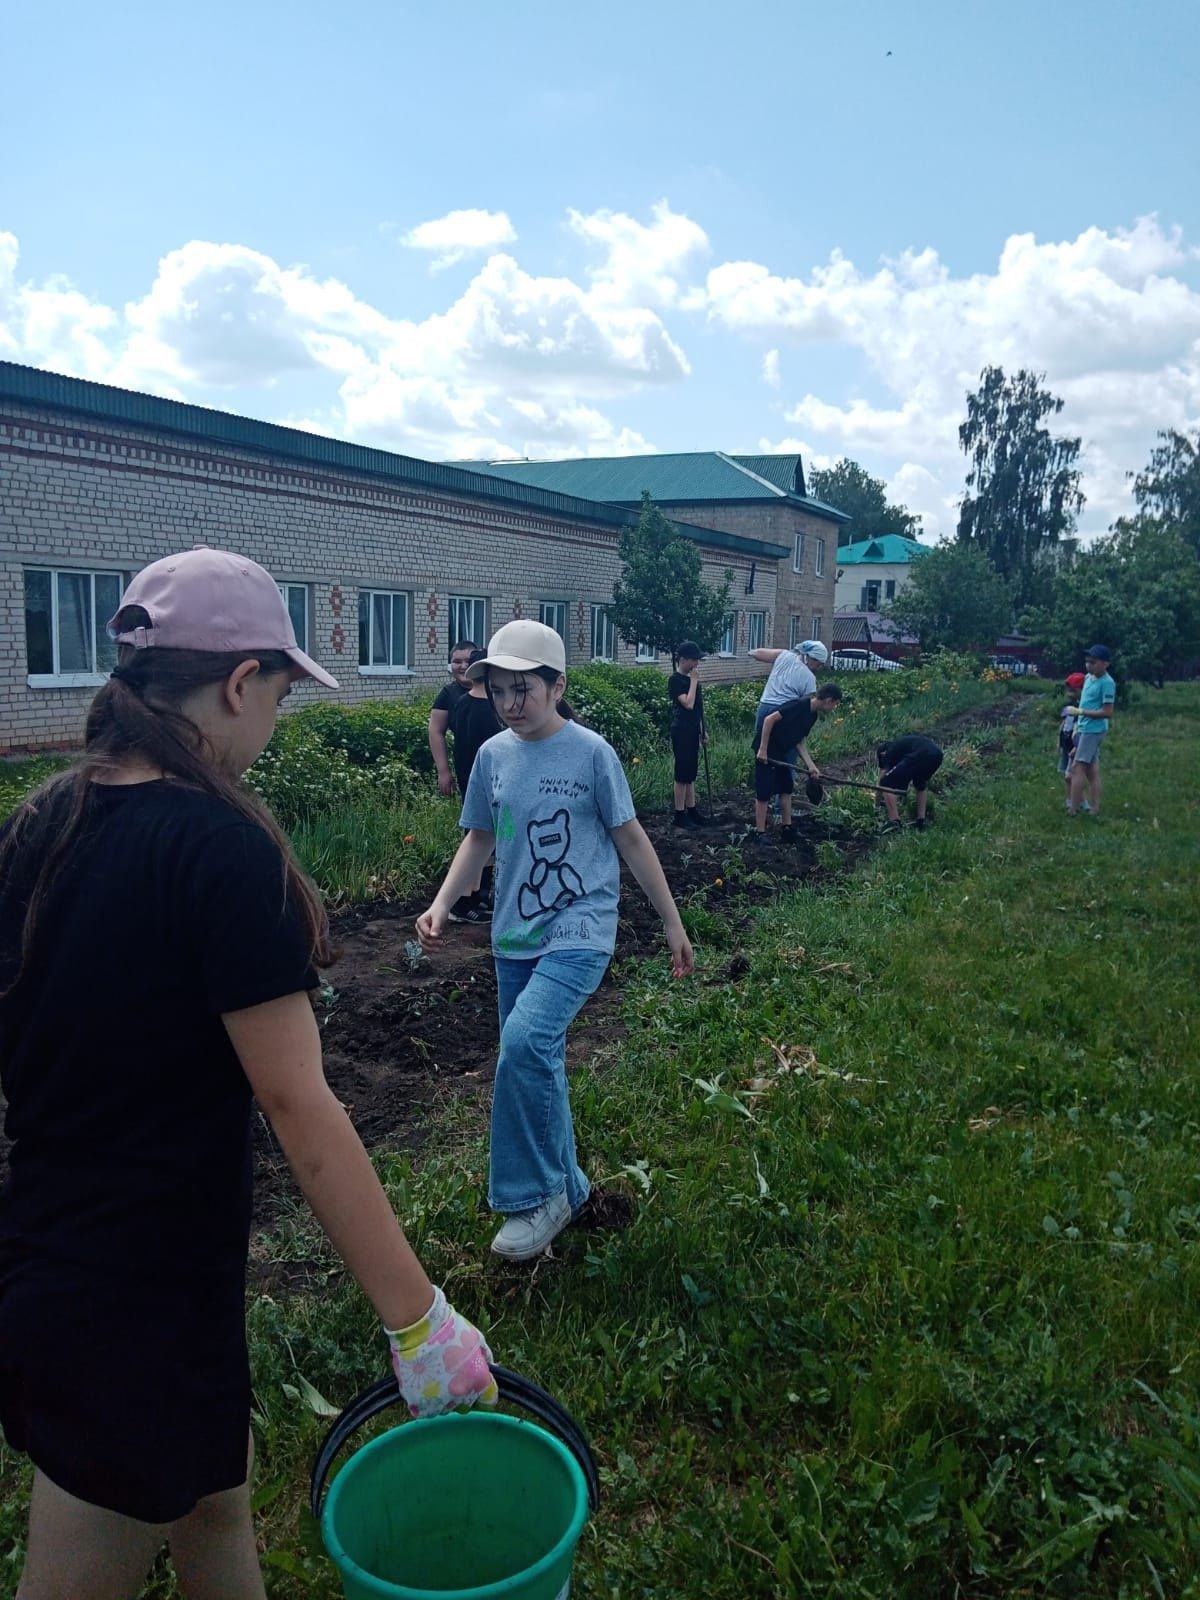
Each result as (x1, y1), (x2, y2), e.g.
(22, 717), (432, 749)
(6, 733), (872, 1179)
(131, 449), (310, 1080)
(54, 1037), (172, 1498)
(386, 1286), (499, 1419)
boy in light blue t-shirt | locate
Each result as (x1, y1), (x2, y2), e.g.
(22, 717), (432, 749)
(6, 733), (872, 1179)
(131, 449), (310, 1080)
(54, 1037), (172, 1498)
(1066, 644), (1116, 817)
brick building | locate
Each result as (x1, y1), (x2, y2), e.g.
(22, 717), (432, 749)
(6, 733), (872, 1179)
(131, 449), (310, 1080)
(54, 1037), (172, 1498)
(462, 451), (848, 653)
(0, 363), (796, 753)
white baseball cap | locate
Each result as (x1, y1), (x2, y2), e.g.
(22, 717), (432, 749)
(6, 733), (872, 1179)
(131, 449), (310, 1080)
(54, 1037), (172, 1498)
(799, 639), (829, 664)
(467, 619), (566, 680)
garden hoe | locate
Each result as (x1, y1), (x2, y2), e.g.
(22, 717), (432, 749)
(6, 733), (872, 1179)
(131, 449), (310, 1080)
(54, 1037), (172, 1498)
(765, 758), (903, 805)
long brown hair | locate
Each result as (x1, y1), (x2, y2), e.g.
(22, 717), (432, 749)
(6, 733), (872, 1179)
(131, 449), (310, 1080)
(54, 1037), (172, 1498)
(0, 629), (332, 991)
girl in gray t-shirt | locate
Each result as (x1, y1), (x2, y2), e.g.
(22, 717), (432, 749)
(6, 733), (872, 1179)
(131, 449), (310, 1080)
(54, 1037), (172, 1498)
(418, 621), (693, 1263)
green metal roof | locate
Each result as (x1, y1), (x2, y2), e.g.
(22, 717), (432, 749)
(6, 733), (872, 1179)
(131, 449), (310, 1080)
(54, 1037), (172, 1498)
(0, 362), (791, 562)
(836, 535), (929, 565)
(729, 453), (804, 495)
(467, 450), (849, 522)
(466, 451), (780, 502)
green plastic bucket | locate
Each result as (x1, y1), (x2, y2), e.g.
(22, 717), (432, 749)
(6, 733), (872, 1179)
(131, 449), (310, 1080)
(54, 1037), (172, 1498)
(311, 1369), (598, 1600)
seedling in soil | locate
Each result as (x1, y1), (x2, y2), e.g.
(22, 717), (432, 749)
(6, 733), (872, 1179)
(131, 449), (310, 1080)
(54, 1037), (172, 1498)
(403, 938), (429, 972)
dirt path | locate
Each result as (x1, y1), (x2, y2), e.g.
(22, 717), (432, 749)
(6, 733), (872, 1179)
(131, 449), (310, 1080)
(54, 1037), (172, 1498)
(250, 692), (1029, 1220)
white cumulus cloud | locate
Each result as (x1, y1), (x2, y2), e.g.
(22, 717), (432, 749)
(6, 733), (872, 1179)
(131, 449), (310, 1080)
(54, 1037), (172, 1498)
(698, 215), (1200, 535)
(568, 199), (709, 308)
(400, 209), (518, 271)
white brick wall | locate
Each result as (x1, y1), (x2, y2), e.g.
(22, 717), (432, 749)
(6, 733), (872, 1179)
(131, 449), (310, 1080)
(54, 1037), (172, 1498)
(0, 404), (781, 752)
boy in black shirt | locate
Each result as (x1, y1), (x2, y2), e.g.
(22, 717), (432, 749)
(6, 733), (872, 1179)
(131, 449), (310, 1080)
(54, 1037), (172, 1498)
(447, 649), (502, 922)
(876, 733), (943, 828)
(427, 639), (477, 795)
(668, 642), (708, 827)
(753, 684), (842, 835)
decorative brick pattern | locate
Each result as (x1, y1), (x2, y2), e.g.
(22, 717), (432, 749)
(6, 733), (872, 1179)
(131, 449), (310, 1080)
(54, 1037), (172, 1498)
(0, 402), (790, 752)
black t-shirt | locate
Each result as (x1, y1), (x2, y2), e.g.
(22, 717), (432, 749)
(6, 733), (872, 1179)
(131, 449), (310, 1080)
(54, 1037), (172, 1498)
(753, 696), (818, 761)
(451, 694), (502, 792)
(0, 782), (317, 1276)
(880, 734), (942, 771)
(432, 681), (469, 717)
(668, 673), (704, 730)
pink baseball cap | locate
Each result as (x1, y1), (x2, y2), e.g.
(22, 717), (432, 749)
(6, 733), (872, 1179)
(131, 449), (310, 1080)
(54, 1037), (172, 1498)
(109, 548), (338, 687)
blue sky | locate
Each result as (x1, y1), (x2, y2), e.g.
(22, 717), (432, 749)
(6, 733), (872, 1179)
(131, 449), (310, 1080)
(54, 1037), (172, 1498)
(3, 0), (1197, 536)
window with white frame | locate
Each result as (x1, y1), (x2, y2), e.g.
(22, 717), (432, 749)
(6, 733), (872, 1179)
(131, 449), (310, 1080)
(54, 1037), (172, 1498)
(815, 538), (826, 577)
(718, 613), (736, 657)
(885, 579), (896, 600)
(25, 568), (125, 686)
(538, 601), (569, 654)
(276, 582), (310, 653)
(636, 640), (657, 663)
(746, 611), (767, 651)
(358, 589), (411, 672)
(811, 613), (823, 642)
(448, 595), (488, 652)
(789, 614), (804, 649)
(792, 532), (806, 573)
(590, 605), (617, 661)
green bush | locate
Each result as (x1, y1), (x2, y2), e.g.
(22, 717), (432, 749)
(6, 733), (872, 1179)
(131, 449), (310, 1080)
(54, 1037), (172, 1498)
(292, 698), (436, 774)
(246, 720), (420, 828)
(568, 662), (674, 735)
(564, 672), (659, 758)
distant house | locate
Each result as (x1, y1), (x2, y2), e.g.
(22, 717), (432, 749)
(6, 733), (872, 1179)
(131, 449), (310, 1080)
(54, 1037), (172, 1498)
(832, 609), (919, 663)
(834, 534), (927, 611)
(460, 451), (850, 655)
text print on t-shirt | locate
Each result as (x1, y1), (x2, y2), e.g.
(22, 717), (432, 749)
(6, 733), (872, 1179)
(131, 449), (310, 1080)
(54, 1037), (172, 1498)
(538, 774), (592, 800)
(517, 809), (586, 920)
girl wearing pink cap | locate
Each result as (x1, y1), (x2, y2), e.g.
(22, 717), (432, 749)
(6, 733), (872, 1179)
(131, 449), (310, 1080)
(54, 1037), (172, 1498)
(0, 550), (497, 1597)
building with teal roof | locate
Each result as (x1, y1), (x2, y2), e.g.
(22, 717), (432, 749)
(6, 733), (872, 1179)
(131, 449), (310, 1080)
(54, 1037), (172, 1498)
(834, 534), (929, 612)
(454, 450), (849, 653)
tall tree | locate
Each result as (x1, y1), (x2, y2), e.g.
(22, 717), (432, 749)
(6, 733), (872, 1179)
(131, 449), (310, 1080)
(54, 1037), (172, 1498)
(605, 493), (733, 662)
(956, 367), (1084, 609)
(1130, 427), (1200, 560)
(1022, 517), (1200, 687)
(886, 542), (1012, 655)
(808, 459), (922, 548)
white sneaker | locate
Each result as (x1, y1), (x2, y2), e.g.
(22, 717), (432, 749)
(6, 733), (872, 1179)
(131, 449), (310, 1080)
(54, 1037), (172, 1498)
(490, 1192), (572, 1262)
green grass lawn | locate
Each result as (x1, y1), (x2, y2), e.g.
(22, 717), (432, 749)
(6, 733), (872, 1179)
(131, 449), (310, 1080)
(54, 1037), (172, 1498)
(1, 686), (1197, 1597)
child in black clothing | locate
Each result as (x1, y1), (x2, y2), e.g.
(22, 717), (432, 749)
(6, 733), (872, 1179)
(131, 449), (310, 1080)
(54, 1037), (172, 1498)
(0, 550), (496, 1596)
(876, 734), (944, 828)
(448, 648), (503, 924)
(668, 642), (709, 828)
(753, 684), (842, 834)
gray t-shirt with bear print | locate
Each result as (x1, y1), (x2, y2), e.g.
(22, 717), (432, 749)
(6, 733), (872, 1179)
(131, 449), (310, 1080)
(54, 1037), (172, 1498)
(460, 722), (636, 959)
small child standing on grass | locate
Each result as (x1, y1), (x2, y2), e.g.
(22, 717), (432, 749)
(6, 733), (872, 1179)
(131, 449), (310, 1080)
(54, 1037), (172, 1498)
(418, 620), (693, 1263)
(0, 550), (496, 1600)
(1066, 645), (1116, 818)
(668, 640), (709, 828)
(753, 684), (843, 836)
(1059, 671), (1087, 808)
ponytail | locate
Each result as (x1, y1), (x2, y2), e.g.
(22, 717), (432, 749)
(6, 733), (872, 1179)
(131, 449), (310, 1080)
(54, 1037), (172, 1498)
(0, 641), (333, 996)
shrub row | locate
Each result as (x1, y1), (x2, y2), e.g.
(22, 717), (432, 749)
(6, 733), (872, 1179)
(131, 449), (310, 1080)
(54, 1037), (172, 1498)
(248, 655), (992, 827)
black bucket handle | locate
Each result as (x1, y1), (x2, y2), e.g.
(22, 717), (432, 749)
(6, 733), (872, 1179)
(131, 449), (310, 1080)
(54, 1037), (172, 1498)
(309, 1365), (600, 1520)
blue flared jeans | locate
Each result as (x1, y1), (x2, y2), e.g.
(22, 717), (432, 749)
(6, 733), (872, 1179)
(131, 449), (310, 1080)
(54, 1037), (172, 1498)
(489, 948), (611, 1215)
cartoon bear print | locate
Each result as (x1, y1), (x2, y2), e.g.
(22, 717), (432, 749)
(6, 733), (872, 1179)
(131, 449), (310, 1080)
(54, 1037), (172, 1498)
(517, 808), (585, 920)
